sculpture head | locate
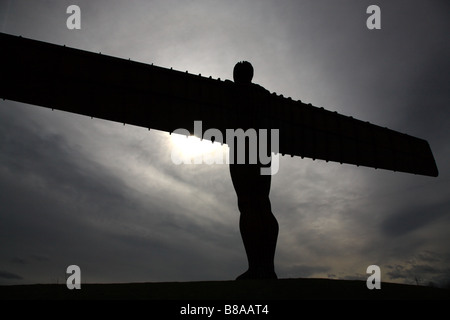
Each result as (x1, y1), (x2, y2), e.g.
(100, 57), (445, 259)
(233, 61), (253, 84)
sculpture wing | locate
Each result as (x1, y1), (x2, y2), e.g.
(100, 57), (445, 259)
(0, 33), (438, 177)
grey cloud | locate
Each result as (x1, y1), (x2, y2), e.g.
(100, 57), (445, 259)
(0, 101), (242, 282)
(380, 200), (450, 237)
(281, 264), (330, 278)
(0, 270), (22, 280)
(387, 264), (450, 287)
(384, 250), (450, 287)
(10, 255), (49, 264)
(11, 257), (27, 265)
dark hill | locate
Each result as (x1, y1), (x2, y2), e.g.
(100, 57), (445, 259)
(1, 278), (449, 300)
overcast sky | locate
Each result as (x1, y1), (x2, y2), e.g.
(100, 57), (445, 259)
(0, 0), (449, 287)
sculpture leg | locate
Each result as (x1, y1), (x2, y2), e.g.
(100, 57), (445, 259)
(230, 164), (279, 280)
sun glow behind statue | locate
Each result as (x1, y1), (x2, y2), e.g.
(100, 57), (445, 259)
(170, 133), (228, 165)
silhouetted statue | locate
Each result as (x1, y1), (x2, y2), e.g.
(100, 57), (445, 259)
(230, 61), (279, 280)
(1, 34), (439, 283)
